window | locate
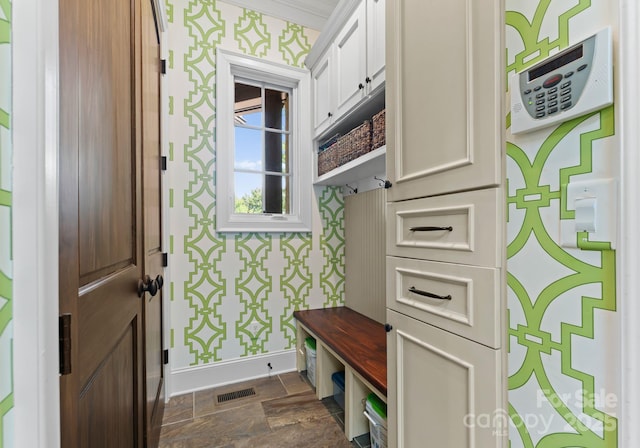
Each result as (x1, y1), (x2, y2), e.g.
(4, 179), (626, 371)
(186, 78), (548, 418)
(216, 49), (312, 232)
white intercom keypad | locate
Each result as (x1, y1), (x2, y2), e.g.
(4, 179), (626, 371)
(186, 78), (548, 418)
(510, 28), (613, 134)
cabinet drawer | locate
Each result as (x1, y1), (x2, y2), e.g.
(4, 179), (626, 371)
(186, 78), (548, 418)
(386, 188), (502, 267)
(387, 256), (501, 348)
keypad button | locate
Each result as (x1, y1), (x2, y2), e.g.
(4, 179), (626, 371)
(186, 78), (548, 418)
(548, 94), (557, 101)
(561, 88), (572, 97)
(548, 87), (558, 94)
(548, 100), (558, 107)
(536, 99), (545, 105)
(561, 102), (572, 110)
(548, 107), (559, 114)
(524, 89), (532, 95)
(536, 112), (546, 118)
(543, 74), (563, 88)
(536, 92), (545, 99)
(578, 64), (588, 71)
(534, 86), (542, 91)
(561, 81), (571, 89)
(536, 105), (545, 112)
(565, 71), (574, 78)
(561, 95), (572, 103)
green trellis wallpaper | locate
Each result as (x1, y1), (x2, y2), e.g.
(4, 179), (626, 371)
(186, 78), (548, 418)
(166, 0), (344, 371)
(0, 0), (11, 446)
(506, 0), (618, 446)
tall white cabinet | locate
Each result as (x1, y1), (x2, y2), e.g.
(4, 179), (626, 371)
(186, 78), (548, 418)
(384, 0), (506, 446)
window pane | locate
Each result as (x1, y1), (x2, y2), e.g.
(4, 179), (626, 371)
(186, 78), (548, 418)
(234, 127), (262, 172)
(235, 82), (262, 126)
(234, 172), (263, 214)
(265, 88), (289, 131)
(265, 174), (290, 214)
(264, 130), (289, 174)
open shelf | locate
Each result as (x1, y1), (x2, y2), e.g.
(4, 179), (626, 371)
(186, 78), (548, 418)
(314, 145), (386, 186)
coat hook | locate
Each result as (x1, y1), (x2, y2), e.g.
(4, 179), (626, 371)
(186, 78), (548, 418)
(374, 176), (392, 189)
(345, 184), (358, 194)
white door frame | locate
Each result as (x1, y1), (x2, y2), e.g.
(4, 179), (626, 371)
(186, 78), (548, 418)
(618, 0), (640, 445)
(12, 0), (61, 446)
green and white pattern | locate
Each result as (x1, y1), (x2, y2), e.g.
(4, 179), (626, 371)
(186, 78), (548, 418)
(506, 1), (618, 446)
(166, 0), (342, 370)
(318, 187), (345, 308)
(0, 0), (12, 446)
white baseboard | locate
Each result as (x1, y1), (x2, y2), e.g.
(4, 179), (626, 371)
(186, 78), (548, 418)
(169, 349), (298, 397)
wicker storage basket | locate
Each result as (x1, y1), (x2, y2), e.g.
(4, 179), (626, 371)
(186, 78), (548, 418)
(317, 120), (372, 176)
(338, 120), (372, 165)
(372, 109), (386, 149)
(317, 139), (342, 176)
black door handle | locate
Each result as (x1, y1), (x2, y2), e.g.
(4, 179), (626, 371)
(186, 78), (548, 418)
(409, 226), (453, 232)
(408, 286), (451, 301)
(155, 274), (164, 290)
(137, 275), (158, 297)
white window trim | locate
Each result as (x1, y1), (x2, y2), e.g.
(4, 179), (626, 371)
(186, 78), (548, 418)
(216, 48), (312, 232)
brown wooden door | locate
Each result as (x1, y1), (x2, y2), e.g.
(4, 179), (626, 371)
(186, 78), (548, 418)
(58, 0), (163, 446)
(141, 0), (166, 445)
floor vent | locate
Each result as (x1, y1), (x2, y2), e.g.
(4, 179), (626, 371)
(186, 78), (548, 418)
(217, 387), (256, 403)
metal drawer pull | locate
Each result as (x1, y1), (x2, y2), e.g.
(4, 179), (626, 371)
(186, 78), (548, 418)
(409, 226), (453, 232)
(409, 286), (451, 300)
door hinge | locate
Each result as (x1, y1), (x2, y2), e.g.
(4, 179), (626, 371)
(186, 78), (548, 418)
(160, 59), (167, 75)
(163, 349), (169, 365)
(59, 314), (72, 375)
(161, 156), (167, 171)
(162, 252), (168, 267)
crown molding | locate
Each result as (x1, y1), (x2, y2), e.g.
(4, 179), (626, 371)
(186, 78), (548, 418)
(221, 0), (339, 31)
(303, 0), (360, 68)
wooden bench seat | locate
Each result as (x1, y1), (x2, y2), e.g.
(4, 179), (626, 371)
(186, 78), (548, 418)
(293, 306), (387, 396)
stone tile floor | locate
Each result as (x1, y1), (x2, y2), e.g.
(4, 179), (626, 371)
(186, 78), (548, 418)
(159, 372), (371, 448)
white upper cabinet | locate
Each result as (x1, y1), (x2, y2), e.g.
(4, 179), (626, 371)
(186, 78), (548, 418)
(366, 0), (385, 93)
(307, 0), (386, 138)
(311, 48), (335, 136)
(386, 0), (503, 201)
(335, 2), (368, 118)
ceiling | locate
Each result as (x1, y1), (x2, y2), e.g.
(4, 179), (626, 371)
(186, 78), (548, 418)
(222, 0), (341, 31)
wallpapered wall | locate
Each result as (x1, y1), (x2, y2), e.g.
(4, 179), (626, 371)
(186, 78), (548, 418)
(506, 0), (618, 446)
(165, 0), (345, 375)
(0, 0), (11, 446)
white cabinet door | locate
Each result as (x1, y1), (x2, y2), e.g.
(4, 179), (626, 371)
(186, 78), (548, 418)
(312, 48), (334, 135)
(366, 0), (385, 93)
(386, 309), (505, 448)
(335, 1), (367, 118)
(386, 0), (504, 201)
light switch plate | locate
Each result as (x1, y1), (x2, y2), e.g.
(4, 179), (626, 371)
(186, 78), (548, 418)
(560, 178), (617, 249)
(575, 197), (597, 232)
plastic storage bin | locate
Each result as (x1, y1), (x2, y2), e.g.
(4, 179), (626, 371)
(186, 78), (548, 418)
(364, 393), (387, 448)
(331, 371), (345, 410)
(304, 337), (317, 387)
